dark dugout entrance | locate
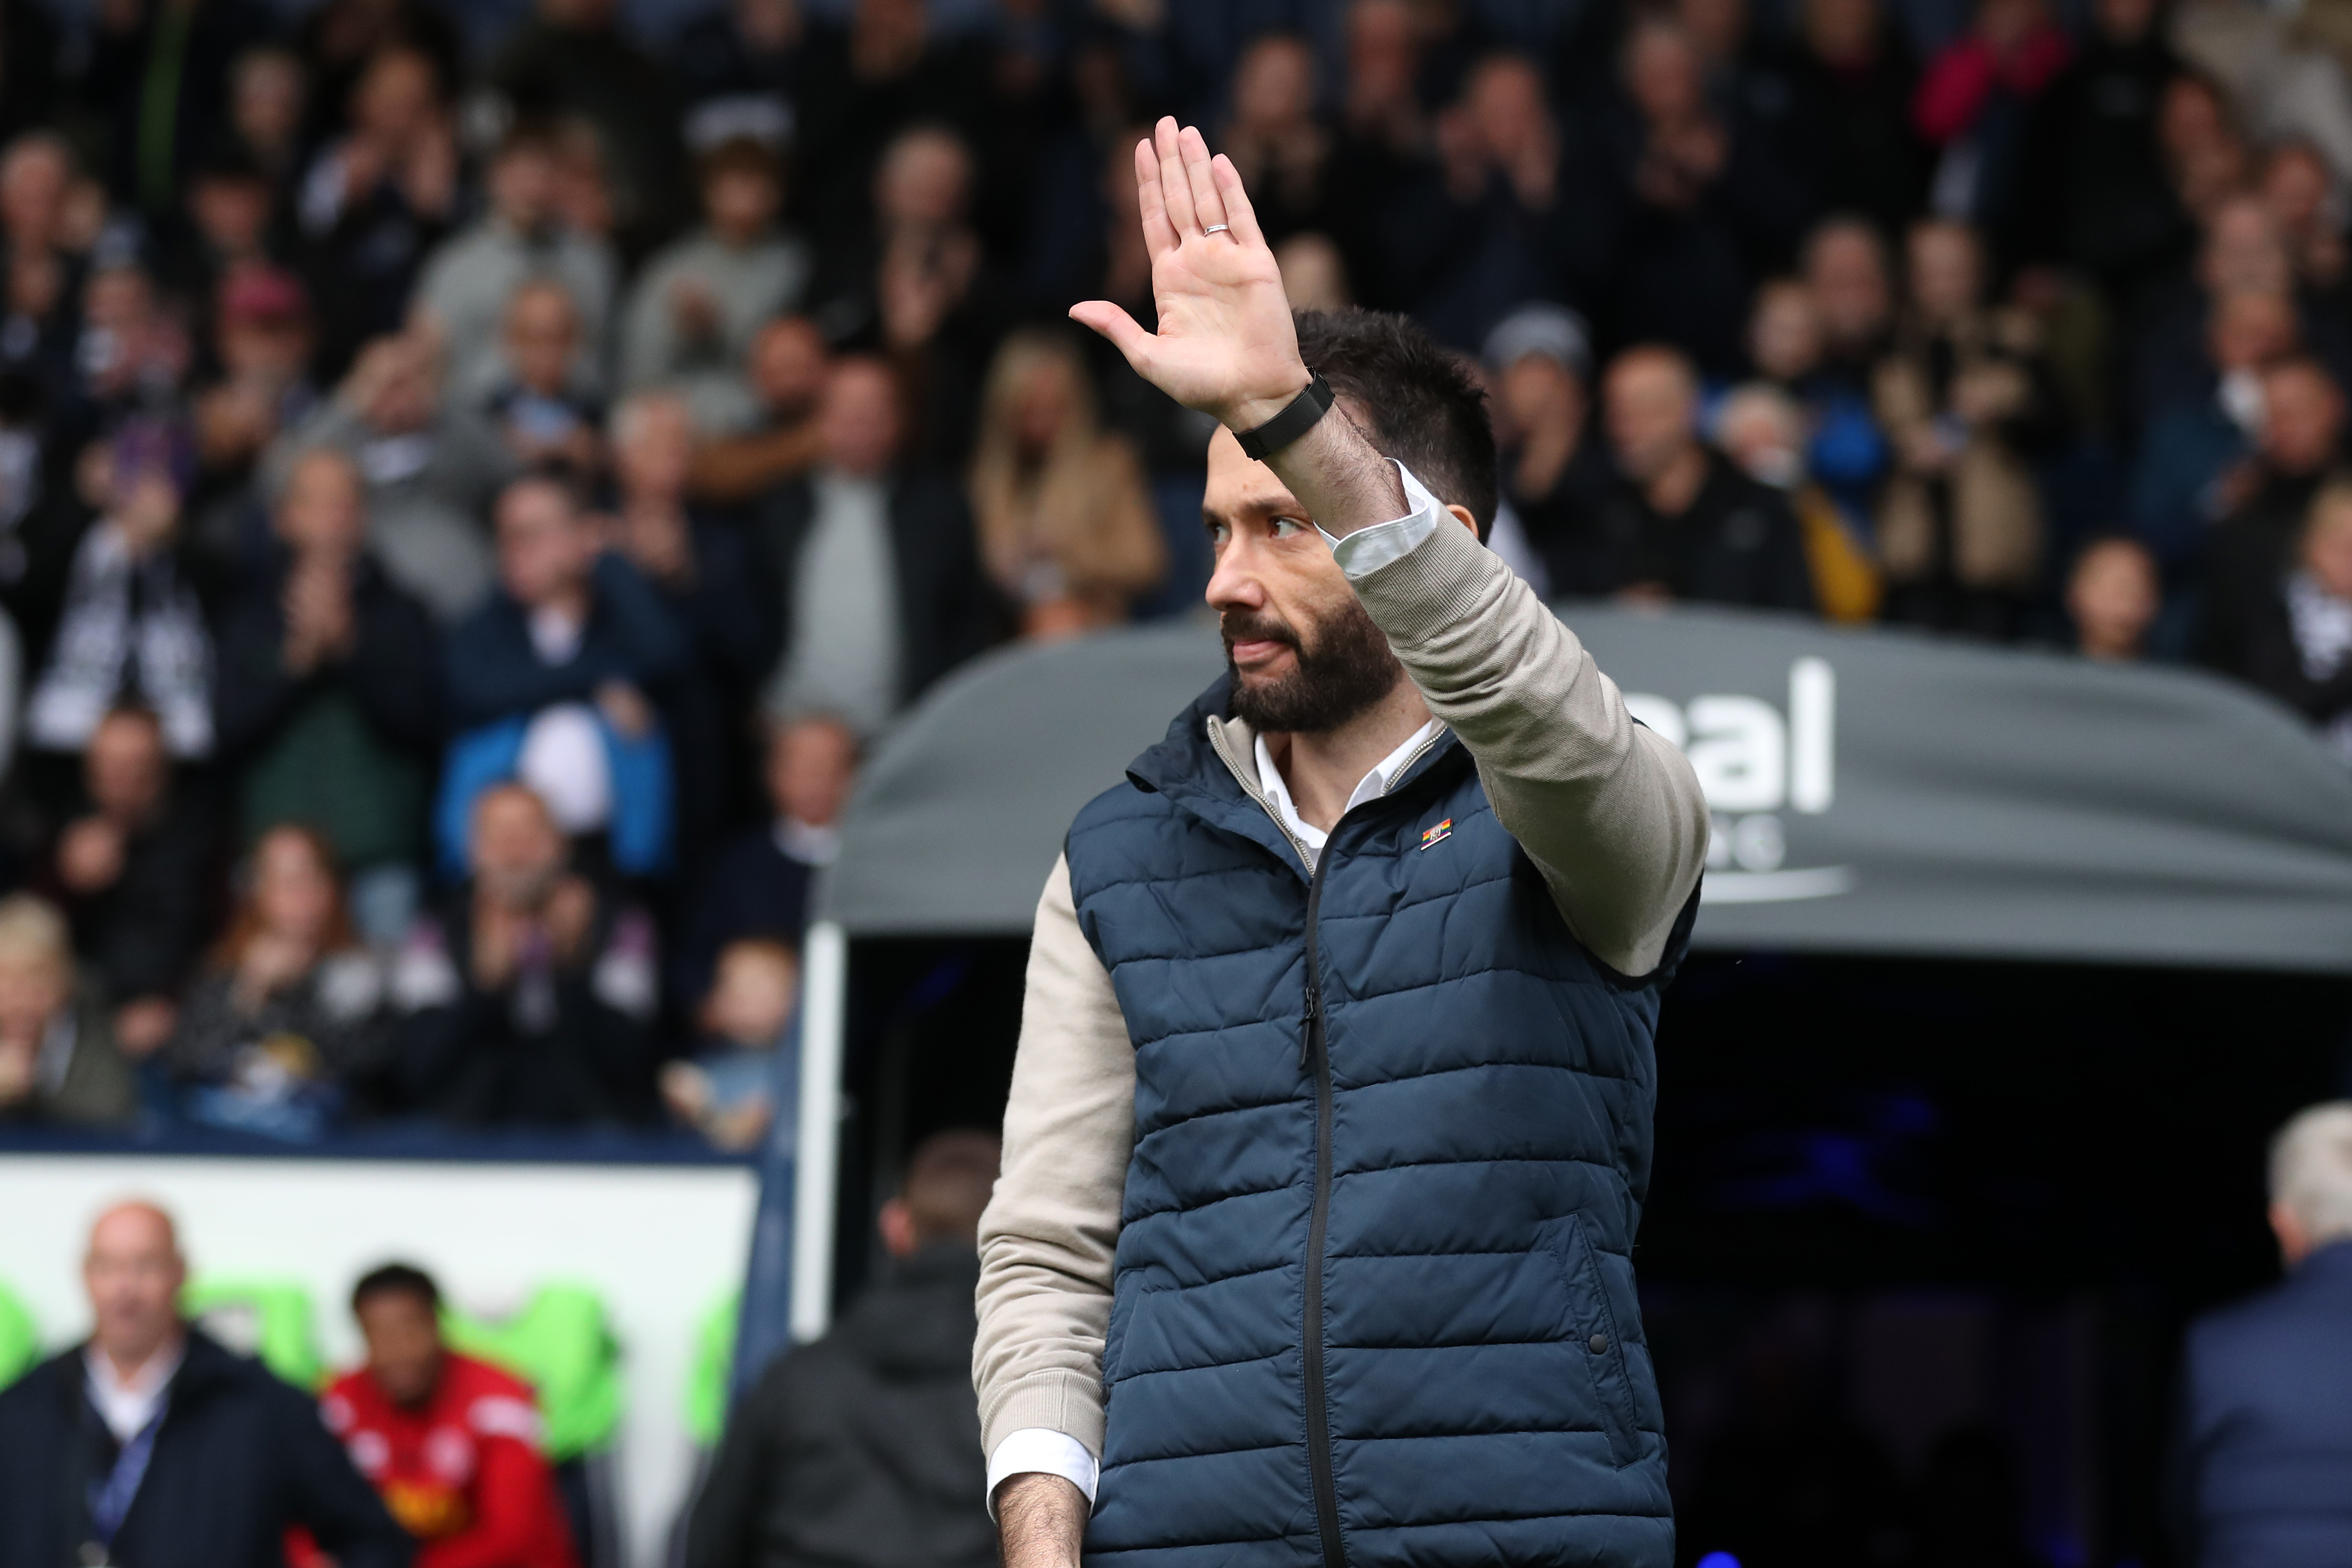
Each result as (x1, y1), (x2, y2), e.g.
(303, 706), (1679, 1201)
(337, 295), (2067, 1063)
(817, 939), (2348, 1568)
(773, 613), (2352, 1568)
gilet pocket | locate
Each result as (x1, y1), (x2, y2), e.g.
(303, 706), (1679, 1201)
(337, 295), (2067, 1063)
(1538, 1214), (1643, 1468)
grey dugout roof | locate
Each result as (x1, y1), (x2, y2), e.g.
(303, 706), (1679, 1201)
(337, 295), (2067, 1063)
(813, 606), (2352, 973)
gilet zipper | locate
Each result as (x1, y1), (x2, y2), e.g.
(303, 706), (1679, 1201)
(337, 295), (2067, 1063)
(1204, 717), (1446, 1568)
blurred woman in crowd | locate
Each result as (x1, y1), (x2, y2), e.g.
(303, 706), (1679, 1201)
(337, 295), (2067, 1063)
(967, 328), (1163, 639)
(1873, 218), (2054, 637)
(164, 823), (390, 1137)
(0, 892), (131, 1127)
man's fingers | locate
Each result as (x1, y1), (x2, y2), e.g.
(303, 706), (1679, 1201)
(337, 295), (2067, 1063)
(1179, 125), (1229, 235)
(1134, 135), (1178, 257)
(1153, 116), (1200, 236)
(1069, 300), (1156, 368)
(1208, 153), (1265, 249)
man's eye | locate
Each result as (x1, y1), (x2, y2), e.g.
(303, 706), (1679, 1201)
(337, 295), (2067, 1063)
(1207, 521), (1231, 546)
(1271, 517), (1305, 539)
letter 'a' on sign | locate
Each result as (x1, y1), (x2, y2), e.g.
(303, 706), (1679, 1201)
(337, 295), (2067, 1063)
(1789, 657), (1834, 814)
(1686, 696), (1786, 813)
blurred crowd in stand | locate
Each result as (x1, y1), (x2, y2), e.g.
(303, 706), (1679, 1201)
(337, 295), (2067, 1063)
(0, 0), (2349, 1140)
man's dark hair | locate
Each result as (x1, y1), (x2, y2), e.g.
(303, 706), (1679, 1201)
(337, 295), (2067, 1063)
(1291, 309), (1498, 540)
(352, 1262), (441, 1317)
(901, 1129), (1003, 1247)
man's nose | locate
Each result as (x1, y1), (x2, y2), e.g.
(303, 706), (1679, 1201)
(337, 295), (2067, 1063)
(1204, 534), (1269, 612)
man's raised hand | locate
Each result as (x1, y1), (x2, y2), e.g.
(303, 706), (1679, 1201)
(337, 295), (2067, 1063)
(1068, 118), (1310, 432)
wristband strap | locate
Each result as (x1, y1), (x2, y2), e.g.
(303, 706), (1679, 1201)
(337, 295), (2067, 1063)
(1233, 372), (1335, 462)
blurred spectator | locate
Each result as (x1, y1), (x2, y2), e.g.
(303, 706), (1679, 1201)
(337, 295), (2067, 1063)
(689, 314), (829, 494)
(25, 425), (213, 763)
(0, 1202), (410, 1564)
(759, 355), (1001, 738)
(491, 0), (691, 259)
(164, 824), (393, 1137)
(2204, 356), (2348, 674)
(1873, 218), (2054, 637)
(396, 781), (659, 1126)
(85, 0), (276, 218)
(193, 266), (321, 484)
(1603, 17), (1812, 374)
(1337, 0), (1430, 219)
(1583, 344), (1817, 609)
(43, 706), (218, 1060)
(675, 0), (807, 130)
(2155, 71), (2251, 234)
(2177, 1101), (2352, 1562)
(662, 935), (796, 1151)
(267, 332), (501, 620)
(1717, 381), (1884, 621)
(1747, 274), (1891, 529)
(1778, 0), (1927, 240)
(2128, 287), (2296, 573)
(850, 125), (1001, 468)
(412, 123), (617, 396)
(607, 391), (776, 871)
(1802, 215), (1897, 393)
(0, 133), (83, 396)
(1391, 54), (1594, 354)
(1275, 233), (1354, 313)
(323, 1262), (581, 1567)
(675, 713), (853, 1015)
(2007, 0), (2185, 293)
(171, 153), (287, 339)
(297, 46), (460, 377)
(2130, 193), (2352, 435)
(686, 1128), (1001, 1568)
(2220, 480), (2352, 756)
(228, 46), (311, 193)
(2066, 536), (2162, 661)
(790, 0), (991, 252)
(1220, 36), (1340, 249)
(451, 278), (608, 487)
(1912, 0), (2071, 235)
(439, 473), (690, 881)
(214, 447), (437, 931)
(2261, 140), (2348, 302)
(622, 138), (811, 430)
(969, 328), (1163, 638)
(70, 257), (193, 431)
(293, 0), (462, 152)
(0, 892), (133, 1127)
(1483, 304), (1608, 597)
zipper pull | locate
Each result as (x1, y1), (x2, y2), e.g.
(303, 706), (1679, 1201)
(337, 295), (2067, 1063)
(1299, 988), (1318, 1067)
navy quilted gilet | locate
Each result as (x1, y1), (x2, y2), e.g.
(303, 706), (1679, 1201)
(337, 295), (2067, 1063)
(1064, 680), (1686, 1568)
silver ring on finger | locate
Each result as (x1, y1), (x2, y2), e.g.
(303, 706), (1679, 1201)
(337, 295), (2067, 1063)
(1204, 224), (1231, 235)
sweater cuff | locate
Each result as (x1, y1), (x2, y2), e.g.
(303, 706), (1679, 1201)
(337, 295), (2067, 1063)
(978, 1367), (1106, 1463)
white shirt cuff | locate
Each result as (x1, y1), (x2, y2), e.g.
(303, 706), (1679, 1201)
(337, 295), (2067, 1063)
(986, 1428), (1101, 1517)
(1317, 460), (1448, 577)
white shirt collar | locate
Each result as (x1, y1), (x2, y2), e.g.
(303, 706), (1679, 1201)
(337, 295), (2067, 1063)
(84, 1336), (185, 1443)
(773, 816), (840, 866)
(1253, 717), (1441, 856)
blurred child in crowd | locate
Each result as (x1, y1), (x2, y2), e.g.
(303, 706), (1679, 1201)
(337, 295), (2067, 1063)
(663, 935), (796, 1151)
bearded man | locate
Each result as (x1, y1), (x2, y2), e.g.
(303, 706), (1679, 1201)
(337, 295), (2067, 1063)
(975, 120), (1710, 1568)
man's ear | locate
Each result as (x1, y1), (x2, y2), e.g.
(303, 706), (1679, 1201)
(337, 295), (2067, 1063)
(1446, 503), (1479, 539)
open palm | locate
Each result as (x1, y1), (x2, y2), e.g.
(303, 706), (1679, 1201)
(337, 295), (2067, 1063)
(1070, 118), (1309, 430)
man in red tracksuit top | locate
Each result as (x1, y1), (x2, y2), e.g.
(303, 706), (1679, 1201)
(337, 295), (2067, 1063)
(321, 1263), (580, 1568)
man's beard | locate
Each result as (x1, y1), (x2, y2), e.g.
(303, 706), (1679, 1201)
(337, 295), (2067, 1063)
(1225, 598), (1404, 734)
